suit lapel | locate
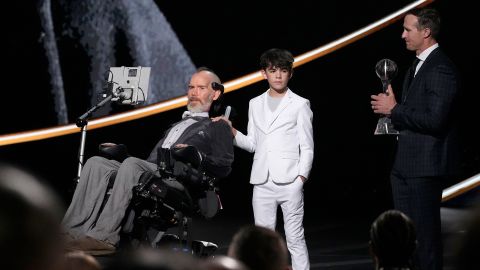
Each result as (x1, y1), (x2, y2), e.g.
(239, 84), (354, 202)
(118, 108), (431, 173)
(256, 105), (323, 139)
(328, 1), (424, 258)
(251, 92), (268, 134)
(174, 117), (208, 145)
(402, 68), (415, 103)
(402, 48), (440, 103)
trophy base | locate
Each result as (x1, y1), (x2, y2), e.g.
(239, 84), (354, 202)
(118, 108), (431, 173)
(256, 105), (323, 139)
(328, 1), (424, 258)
(374, 116), (399, 135)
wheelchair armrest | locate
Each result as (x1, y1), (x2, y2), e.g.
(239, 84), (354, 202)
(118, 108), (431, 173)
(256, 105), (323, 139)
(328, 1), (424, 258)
(98, 143), (131, 163)
(171, 145), (202, 168)
(173, 161), (207, 188)
(172, 161), (221, 218)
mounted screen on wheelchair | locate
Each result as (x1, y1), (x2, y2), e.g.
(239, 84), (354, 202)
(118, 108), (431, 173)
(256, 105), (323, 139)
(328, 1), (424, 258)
(108, 66), (151, 105)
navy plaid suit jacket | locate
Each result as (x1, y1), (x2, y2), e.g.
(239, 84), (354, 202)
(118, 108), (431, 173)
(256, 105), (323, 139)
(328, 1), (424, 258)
(390, 48), (461, 178)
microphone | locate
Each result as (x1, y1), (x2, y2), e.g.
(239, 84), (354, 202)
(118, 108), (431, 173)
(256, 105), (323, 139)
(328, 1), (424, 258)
(212, 82), (224, 92)
(113, 87), (134, 104)
(224, 106), (231, 119)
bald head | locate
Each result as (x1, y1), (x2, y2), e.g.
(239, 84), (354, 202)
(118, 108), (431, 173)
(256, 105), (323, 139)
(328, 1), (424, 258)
(187, 67), (223, 113)
(195, 67), (221, 84)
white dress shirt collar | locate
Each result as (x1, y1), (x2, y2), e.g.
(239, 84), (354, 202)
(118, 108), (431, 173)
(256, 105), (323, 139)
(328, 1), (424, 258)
(182, 111), (209, 119)
(414, 43), (439, 75)
(417, 43), (439, 62)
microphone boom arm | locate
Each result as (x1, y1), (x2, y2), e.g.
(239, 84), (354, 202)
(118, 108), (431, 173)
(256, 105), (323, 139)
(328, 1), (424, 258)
(75, 94), (113, 184)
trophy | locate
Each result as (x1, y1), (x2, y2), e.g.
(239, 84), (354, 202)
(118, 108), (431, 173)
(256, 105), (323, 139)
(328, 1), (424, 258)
(374, 59), (399, 135)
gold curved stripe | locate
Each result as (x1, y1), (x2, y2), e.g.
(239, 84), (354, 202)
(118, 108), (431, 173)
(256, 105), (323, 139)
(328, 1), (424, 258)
(442, 172), (480, 202)
(1, 0), (478, 201)
(0, 0), (433, 147)
(0, 96), (188, 146)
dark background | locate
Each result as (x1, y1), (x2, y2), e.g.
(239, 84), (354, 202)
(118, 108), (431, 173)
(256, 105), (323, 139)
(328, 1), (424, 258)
(2, 0), (479, 227)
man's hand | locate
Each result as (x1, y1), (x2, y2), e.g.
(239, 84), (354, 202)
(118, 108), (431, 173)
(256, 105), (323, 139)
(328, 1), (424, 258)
(212, 116), (237, 136)
(174, 144), (188, 148)
(172, 144), (203, 167)
(100, 142), (117, 148)
(370, 85), (397, 115)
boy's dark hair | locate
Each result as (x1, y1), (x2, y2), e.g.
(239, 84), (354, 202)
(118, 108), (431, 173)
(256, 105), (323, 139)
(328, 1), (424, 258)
(259, 48), (294, 72)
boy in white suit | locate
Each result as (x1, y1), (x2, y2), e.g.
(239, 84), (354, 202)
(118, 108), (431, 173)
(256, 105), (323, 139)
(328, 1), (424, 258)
(215, 48), (314, 270)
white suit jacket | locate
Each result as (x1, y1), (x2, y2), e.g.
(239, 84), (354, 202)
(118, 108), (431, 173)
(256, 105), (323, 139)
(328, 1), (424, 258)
(234, 88), (314, 184)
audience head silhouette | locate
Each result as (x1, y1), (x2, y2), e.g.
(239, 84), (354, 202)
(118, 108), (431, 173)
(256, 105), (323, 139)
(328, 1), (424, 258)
(64, 251), (101, 270)
(228, 225), (288, 270)
(202, 255), (249, 270)
(0, 162), (64, 270)
(104, 247), (198, 270)
(369, 210), (417, 269)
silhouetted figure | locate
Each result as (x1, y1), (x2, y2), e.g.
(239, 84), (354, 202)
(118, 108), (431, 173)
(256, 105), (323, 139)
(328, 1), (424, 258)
(104, 247), (198, 270)
(64, 251), (101, 270)
(228, 225), (289, 270)
(369, 210), (417, 270)
(0, 162), (65, 270)
(202, 255), (249, 270)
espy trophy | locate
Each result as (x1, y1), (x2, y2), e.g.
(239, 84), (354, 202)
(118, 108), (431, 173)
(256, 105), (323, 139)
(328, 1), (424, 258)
(374, 59), (399, 135)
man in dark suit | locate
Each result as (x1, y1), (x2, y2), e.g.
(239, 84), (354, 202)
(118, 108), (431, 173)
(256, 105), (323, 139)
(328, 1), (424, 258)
(371, 8), (461, 270)
(62, 67), (234, 255)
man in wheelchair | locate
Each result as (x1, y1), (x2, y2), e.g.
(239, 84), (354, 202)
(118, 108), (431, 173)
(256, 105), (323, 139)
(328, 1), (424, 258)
(62, 67), (234, 255)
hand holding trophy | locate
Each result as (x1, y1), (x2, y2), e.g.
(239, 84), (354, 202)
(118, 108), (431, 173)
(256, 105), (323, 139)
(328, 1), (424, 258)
(374, 59), (399, 135)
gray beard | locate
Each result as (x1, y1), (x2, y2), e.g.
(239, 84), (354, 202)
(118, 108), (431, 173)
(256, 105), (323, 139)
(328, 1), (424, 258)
(187, 96), (213, 113)
(187, 103), (208, 113)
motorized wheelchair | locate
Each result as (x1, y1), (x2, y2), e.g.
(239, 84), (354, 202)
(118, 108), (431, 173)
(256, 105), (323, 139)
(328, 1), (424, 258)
(98, 143), (222, 257)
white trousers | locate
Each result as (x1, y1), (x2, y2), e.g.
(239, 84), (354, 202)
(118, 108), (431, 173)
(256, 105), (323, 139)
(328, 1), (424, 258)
(252, 178), (309, 270)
